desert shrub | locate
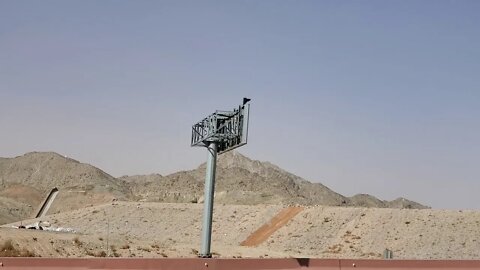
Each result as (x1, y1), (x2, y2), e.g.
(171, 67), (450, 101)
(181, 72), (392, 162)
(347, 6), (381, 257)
(73, 237), (82, 246)
(0, 239), (36, 257)
(87, 250), (107, 257)
(2, 240), (14, 251)
(137, 246), (151, 252)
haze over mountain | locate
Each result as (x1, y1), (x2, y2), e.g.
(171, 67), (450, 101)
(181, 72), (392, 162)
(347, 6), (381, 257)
(0, 151), (427, 225)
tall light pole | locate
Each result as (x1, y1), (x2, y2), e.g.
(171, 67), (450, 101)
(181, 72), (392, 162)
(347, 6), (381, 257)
(191, 98), (251, 258)
(200, 142), (217, 256)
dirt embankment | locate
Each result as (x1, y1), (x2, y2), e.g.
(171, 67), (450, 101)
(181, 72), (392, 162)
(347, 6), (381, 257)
(2, 202), (478, 259)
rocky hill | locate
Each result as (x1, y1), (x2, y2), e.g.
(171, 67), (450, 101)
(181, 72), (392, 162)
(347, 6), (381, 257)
(122, 151), (428, 209)
(0, 152), (128, 195)
(0, 151), (427, 224)
(0, 152), (130, 222)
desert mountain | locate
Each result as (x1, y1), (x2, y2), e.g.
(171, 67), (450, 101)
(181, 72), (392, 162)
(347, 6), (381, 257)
(121, 151), (428, 209)
(0, 152), (127, 194)
(0, 151), (427, 225)
(0, 152), (130, 222)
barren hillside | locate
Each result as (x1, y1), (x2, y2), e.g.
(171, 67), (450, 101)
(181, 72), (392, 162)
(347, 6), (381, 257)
(0, 152), (130, 222)
(0, 196), (32, 225)
(1, 202), (478, 259)
(0, 151), (427, 225)
(123, 151), (428, 208)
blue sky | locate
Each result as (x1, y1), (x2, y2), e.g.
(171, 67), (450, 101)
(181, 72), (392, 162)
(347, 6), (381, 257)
(1, 1), (479, 209)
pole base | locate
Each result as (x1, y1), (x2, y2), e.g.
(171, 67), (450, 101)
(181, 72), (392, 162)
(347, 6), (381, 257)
(198, 254), (212, 258)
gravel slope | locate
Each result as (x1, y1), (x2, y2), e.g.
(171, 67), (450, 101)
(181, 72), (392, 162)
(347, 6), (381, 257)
(2, 202), (478, 259)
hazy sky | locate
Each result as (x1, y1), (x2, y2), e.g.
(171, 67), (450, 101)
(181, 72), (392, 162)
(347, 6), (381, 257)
(1, 1), (479, 209)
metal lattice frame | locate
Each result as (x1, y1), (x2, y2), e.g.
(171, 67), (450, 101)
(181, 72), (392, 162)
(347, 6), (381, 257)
(191, 103), (249, 154)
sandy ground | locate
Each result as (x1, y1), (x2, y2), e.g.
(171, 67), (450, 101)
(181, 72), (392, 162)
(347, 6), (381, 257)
(263, 206), (480, 259)
(1, 202), (479, 259)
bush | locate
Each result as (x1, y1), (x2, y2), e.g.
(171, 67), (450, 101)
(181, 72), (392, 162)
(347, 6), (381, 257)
(0, 239), (36, 257)
(73, 237), (82, 246)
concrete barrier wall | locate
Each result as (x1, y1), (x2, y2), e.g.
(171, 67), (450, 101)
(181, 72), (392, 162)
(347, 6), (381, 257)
(1, 258), (480, 270)
(34, 187), (59, 218)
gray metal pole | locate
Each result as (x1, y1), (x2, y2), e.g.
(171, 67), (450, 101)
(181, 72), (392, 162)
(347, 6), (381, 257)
(200, 142), (217, 257)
